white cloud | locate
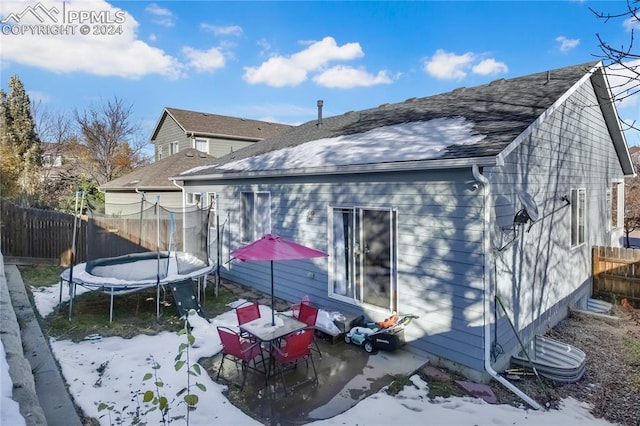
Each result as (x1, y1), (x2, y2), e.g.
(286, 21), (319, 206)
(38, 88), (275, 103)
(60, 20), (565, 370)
(472, 58), (509, 75)
(424, 50), (475, 80)
(145, 3), (175, 27)
(256, 38), (271, 56)
(243, 36), (364, 87)
(200, 24), (243, 37)
(424, 50), (508, 80)
(313, 66), (393, 88)
(0, 0), (184, 79)
(181, 46), (225, 72)
(556, 36), (580, 53)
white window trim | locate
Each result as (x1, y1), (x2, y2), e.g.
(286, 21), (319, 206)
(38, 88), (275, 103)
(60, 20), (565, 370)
(240, 191), (271, 242)
(170, 141), (180, 155)
(194, 138), (208, 153)
(570, 187), (586, 249)
(328, 205), (398, 313)
(611, 179), (624, 231)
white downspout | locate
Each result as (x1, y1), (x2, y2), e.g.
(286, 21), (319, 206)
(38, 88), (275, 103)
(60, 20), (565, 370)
(472, 164), (541, 411)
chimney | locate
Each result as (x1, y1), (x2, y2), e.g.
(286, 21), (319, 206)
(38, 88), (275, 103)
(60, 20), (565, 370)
(317, 100), (323, 127)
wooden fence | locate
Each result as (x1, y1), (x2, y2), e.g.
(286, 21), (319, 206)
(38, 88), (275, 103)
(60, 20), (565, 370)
(592, 245), (640, 308)
(0, 198), (176, 263)
(0, 198), (87, 262)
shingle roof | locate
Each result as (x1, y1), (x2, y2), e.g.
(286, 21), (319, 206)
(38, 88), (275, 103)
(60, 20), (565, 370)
(182, 61), (602, 178)
(150, 107), (293, 141)
(100, 148), (216, 190)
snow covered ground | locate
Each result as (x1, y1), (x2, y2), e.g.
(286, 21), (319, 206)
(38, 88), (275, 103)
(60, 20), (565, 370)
(1, 281), (616, 426)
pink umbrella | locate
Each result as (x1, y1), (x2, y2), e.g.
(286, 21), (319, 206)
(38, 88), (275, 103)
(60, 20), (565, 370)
(231, 233), (328, 325)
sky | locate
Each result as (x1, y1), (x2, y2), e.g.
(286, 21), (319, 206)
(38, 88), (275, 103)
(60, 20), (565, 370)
(1, 281), (616, 426)
(0, 0), (639, 156)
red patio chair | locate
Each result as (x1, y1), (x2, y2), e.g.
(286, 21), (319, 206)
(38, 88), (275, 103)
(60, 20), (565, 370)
(296, 301), (322, 358)
(270, 327), (318, 395)
(236, 301), (261, 340)
(216, 326), (266, 389)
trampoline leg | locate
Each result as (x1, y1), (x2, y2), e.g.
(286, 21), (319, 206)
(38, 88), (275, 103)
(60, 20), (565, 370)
(110, 288), (114, 323)
(156, 284), (160, 320)
(58, 278), (63, 312)
(68, 283), (75, 321)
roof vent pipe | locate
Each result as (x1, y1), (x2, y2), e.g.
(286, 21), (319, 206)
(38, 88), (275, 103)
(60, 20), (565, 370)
(547, 70), (550, 82)
(317, 100), (323, 127)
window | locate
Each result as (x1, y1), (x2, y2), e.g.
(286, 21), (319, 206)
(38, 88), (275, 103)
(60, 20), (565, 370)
(170, 141), (179, 155)
(158, 145), (164, 160)
(187, 192), (202, 207)
(187, 192), (216, 208)
(329, 206), (398, 312)
(571, 188), (586, 247)
(241, 192), (271, 242)
(610, 181), (623, 230)
(194, 139), (207, 153)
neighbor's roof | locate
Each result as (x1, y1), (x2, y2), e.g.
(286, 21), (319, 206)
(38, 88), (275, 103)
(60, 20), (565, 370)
(100, 148), (215, 190)
(177, 61), (632, 180)
(150, 107), (293, 142)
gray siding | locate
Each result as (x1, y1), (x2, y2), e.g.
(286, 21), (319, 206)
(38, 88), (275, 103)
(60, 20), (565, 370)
(154, 115), (258, 160)
(208, 137), (255, 158)
(154, 116), (190, 161)
(485, 77), (625, 370)
(187, 169), (488, 373)
(104, 190), (182, 215)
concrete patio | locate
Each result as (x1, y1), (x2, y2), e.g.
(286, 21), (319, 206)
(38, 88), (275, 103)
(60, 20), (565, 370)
(205, 280), (430, 425)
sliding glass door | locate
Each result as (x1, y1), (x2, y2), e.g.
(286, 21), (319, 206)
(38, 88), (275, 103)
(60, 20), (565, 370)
(330, 206), (397, 311)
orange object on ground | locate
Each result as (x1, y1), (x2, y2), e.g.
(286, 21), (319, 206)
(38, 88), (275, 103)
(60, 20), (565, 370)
(375, 313), (399, 328)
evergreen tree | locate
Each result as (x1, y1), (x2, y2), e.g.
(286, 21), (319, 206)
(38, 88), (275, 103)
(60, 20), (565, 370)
(0, 75), (42, 203)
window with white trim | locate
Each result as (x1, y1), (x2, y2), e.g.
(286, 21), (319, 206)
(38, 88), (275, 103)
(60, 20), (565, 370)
(170, 141), (179, 155)
(571, 188), (586, 247)
(194, 138), (207, 153)
(187, 192), (203, 207)
(610, 181), (623, 230)
(241, 192), (271, 242)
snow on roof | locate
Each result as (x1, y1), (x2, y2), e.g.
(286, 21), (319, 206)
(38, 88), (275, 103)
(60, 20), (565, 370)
(214, 117), (484, 172)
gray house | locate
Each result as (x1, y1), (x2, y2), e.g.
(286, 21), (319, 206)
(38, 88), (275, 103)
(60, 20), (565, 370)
(176, 61), (634, 386)
(100, 108), (292, 213)
(100, 148), (215, 214)
(151, 107), (293, 161)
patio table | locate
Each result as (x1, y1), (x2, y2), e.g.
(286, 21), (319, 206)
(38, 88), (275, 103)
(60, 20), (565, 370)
(240, 313), (307, 386)
(240, 313), (307, 343)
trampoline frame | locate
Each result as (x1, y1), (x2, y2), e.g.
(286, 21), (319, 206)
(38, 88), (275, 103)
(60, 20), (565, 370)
(59, 251), (213, 322)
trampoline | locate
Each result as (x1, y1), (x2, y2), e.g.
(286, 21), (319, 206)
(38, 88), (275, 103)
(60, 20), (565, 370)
(60, 251), (213, 322)
(59, 196), (215, 322)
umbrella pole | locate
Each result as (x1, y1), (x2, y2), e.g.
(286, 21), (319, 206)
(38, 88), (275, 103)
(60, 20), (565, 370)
(271, 261), (275, 325)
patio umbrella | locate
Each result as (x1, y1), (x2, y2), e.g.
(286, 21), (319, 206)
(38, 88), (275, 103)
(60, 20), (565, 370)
(231, 233), (328, 325)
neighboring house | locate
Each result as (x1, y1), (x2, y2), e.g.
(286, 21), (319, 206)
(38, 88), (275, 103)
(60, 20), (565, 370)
(175, 61), (634, 385)
(40, 141), (83, 181)
(101, 108), (292, 213)
(151, 107), (293, 161)
(100, 148), (215, 214)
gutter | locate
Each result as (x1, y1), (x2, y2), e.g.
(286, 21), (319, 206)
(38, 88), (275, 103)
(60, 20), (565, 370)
(472, 164), (541, 411)
(175, 155), (500, 182)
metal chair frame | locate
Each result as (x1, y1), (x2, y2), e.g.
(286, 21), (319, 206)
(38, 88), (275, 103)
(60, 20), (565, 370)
(216, 326), (266, 389)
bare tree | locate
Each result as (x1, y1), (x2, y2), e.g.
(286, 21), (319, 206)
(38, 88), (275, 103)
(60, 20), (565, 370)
(591, 1), (640, 132)
(75, 97), (149, 185)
